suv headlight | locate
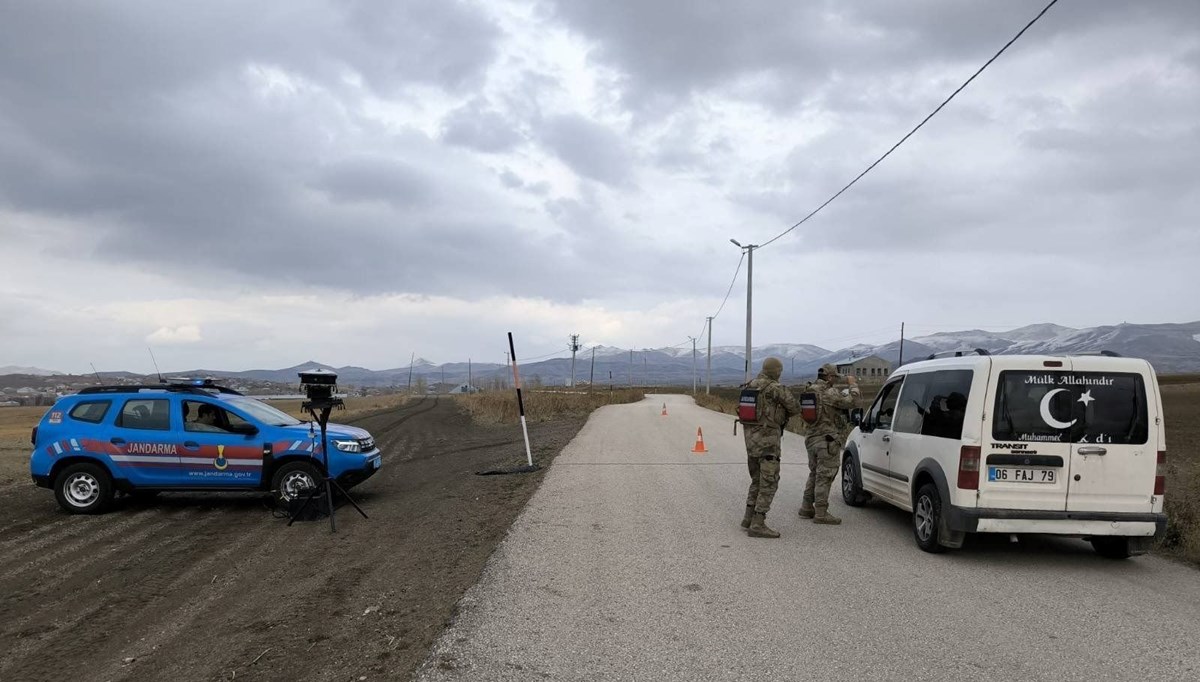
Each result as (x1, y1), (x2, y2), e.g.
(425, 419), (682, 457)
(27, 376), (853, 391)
(333, 439), (361, 453)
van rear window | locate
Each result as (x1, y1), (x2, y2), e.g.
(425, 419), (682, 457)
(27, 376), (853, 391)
(992, 371), (1147, 445)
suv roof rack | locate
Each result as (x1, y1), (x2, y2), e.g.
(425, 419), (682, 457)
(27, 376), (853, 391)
(77, 382), (244, 397)
(1066, 350), (1123, 358)
(925, 348), (991, 361)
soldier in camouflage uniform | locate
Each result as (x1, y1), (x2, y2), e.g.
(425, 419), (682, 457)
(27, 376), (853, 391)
(800, 363), (861, 525)
(740, 357), (803, 538)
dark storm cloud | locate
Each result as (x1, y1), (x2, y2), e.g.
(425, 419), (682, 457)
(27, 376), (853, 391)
(0, 1), (601, 300)
(441, 99), (526, 153)
(547, 0), (1198, 115)
(537, 114), (632, 186)
(314, 156), (437, 208)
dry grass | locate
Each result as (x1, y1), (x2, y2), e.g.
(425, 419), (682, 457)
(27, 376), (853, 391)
(456, 389), (645, 424)
(1160, 381), (1200, 563)
(0, 406), (46, 441)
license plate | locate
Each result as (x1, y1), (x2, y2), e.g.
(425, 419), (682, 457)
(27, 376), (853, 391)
(371, 456), (382, 470)
(988, 466), (1055, 484)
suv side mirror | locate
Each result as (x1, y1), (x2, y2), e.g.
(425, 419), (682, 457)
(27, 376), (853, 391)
(850, 408), (864, 427)
(230, 423), (259, 436)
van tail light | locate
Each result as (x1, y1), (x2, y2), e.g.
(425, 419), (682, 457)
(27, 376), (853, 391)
(958, 445), (981, 490)
(31, 427), (37, 446)
(1155, 451), (1166, 496)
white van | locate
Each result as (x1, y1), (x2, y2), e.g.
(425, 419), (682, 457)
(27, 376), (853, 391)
(840, 352), (1167, 558)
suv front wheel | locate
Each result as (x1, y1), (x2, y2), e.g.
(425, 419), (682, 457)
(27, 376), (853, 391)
(271, 461), (321, 506)
(54, 463), (115, 514)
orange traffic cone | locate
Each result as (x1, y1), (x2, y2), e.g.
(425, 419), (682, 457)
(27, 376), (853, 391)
(661, 402), (668, 417)
(691, 427), (708, 454)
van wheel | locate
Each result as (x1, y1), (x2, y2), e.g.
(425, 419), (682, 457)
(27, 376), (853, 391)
(840, 454), (869, 507)
(54, 463), (115, 515)
(271, 462), (320, 505)
(913, 483), (947, 554)
(1090, 537), (1132, 560)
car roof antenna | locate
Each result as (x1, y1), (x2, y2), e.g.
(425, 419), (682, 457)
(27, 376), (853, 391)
(89, 362), (102, 385)
(148, 346), (165, 384)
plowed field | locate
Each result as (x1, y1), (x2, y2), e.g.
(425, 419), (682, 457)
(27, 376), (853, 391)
(0, 397), (584, 681)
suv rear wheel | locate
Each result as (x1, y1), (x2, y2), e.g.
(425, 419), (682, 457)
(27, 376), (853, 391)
(271, 461), (320, 505)
(913, 483), (947, 554)
(54, 463), (114, 515)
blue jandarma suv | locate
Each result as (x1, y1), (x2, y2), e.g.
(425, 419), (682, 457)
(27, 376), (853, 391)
(30, 380), (382, 514)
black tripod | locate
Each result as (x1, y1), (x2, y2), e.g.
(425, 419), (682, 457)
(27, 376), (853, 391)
(286, 399), (368, 532)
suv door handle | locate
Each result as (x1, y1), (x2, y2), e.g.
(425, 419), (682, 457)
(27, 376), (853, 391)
(881, 434), (891, 443)
(184, 441), (199, 449)
(110, 437), (125, 445)
(1077, 446), (1107, 456)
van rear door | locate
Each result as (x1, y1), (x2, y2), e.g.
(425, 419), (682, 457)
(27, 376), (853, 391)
(981, 360), (1073, 511)
(1064, 364), (1155, 514)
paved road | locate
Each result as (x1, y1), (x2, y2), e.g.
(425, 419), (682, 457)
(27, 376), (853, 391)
(416, 394), (1199, 681)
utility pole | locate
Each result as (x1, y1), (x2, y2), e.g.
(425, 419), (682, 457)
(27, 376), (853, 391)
(731, 239), (757, 382)
(644, 355), (648, 387)
(568, 334), (581, 388)
(898, 322), (905, 367)
(689, 336), (697, 395)
(588, 346), (595, 393)
(408, 352), (415, 394)
(629, 349), (633, 388)
(705, 316), (713, 394)
(468, 358), (472, 391)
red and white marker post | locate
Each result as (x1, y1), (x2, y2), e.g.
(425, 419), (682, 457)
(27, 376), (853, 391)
(507, 332), (534, 468)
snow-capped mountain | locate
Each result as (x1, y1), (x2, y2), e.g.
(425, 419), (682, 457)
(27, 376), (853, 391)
(25, 321), (1199, 389)
(0, 365), (64, 376)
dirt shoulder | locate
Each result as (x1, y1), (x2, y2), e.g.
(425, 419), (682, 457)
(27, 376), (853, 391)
(0, 396), (586, 681)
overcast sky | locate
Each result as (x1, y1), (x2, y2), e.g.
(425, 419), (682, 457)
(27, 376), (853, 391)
(1, 0), (1197, 373)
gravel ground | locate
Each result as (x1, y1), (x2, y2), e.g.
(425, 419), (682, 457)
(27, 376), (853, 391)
(416, 394), (1200, 682)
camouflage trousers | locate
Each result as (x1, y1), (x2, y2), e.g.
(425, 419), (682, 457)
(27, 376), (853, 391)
(743, 429), (782, 515)
(803, 435), (840, 514)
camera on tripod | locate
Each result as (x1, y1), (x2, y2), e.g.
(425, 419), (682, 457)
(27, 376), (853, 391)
(286, 368), (368, 531)
(298, 368), (344, 413)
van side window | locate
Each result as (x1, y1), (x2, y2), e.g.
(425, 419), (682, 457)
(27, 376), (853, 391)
(866, 379), (903, 430)
(893, 370), (973, 439)
(118, 399), (171, 431)
(69, 401), (111, 424)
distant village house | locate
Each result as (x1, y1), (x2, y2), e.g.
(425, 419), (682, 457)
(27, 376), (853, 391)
(834, 355), (892, 383)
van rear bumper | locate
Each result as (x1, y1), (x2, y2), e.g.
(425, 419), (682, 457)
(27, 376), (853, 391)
(946, 506), (1167, 539)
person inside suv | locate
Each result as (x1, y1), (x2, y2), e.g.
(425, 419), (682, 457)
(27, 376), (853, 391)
(185, 402), (228, 433)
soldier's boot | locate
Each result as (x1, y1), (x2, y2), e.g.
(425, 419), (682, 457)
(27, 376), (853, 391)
(812, 509), (842, 525)
(740, 505), (755, 529)
(798, 504), (815, 519)
(747, 513), (780, 539)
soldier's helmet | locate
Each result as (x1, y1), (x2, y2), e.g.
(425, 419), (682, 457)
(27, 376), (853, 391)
(761, 357), (784, 380)
(818, 363), (838, 379)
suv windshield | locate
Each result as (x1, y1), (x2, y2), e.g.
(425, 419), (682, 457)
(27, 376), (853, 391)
(224, 397), (303, 426)
(993, 370), (1148, 444)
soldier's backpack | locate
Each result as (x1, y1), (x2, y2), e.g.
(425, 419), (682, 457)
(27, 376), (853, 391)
(799, 389), (820, 425)
(737, 387), (761, 424)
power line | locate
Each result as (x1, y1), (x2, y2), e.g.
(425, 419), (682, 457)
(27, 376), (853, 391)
(757, 0), (1061, 250)
(709, 252), (745, 323)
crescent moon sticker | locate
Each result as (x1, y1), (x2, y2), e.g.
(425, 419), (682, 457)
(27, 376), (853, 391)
(1039, 389), (1077, 430)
